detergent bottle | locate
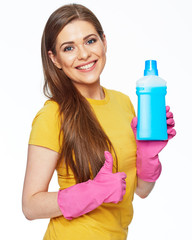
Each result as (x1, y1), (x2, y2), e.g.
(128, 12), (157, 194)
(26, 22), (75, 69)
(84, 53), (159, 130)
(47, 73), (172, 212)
(136, 60), (168, 140)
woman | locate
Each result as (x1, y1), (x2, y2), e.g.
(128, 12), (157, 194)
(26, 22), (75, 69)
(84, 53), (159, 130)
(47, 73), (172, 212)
(22, 4), (176, 240)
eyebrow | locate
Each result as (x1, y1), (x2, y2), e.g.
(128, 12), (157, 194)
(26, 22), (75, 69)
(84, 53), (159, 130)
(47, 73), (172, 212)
(60, 34), (98, 49)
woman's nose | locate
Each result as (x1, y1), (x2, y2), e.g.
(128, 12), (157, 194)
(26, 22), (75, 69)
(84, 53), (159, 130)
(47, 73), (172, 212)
(77, 45), (91, 60)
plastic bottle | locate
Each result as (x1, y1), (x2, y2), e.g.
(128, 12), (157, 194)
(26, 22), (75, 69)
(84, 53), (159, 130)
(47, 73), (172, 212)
(136, 60), (168, 140)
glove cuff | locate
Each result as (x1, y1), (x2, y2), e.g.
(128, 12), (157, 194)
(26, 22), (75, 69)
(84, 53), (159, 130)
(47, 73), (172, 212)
(57, 180), (103, 220)
(136, 155), (162, 182)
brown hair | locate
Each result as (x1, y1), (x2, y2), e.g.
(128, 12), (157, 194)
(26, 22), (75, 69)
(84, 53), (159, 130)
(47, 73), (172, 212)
(41, 4), (117, 183)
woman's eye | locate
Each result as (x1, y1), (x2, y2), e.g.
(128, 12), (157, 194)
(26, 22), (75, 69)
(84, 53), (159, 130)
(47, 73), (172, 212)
(64, 46), (73, 52)
(87, 38), (96, 45)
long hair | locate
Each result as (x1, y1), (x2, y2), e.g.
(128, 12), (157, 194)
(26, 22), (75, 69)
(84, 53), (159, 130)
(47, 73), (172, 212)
(41, 4), (117, 183)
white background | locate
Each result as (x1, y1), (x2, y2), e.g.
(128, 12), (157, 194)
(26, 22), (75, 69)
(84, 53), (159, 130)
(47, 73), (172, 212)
(0, 0), (191, 239)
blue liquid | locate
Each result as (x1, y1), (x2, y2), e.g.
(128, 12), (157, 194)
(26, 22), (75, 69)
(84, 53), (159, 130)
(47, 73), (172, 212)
(136, 86), (168, 140)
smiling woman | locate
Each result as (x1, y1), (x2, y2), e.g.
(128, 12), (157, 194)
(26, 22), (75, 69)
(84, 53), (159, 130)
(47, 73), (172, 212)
(48, 20), (107, 96)
(40, 5), (114, 185)
(22, 3), (176, 240)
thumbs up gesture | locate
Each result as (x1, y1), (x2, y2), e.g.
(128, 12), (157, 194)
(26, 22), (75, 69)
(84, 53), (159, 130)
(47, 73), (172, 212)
(58, 151), (127, 220)
(94, 151), (127, 203)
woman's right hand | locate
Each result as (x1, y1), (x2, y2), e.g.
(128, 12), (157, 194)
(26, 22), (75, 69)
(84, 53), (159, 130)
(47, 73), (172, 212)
(94, 151), (127, 204)
(58, 151), (127, 220)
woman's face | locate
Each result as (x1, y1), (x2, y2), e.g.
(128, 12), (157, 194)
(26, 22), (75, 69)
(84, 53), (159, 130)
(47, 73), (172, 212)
(49, 20), (107, 93)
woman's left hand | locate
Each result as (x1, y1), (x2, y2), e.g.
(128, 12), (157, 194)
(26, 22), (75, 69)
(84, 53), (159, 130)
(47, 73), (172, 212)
(131, 106), (176, 182)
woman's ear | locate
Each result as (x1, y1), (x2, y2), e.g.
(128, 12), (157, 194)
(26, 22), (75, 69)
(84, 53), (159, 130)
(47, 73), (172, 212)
(48, 51), (62, 69)
(102, 34), (107, 53)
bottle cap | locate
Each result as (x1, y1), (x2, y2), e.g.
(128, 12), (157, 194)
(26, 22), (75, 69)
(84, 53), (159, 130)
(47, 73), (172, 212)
(144, 60), (158, 76)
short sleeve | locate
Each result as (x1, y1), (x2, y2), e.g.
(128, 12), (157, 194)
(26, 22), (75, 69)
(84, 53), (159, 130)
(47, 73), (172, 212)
(29, 100), (61, 153)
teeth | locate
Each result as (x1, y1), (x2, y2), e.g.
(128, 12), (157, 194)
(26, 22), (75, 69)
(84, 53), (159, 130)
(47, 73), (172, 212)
(77, 61), (95, 70)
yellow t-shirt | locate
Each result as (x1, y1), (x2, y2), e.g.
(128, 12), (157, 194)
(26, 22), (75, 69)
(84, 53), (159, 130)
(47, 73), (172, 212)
(29, 88), (137, 240)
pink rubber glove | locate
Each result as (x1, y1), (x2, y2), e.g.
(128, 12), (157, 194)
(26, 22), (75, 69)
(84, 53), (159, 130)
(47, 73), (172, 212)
(58, 151), (126, 220)
(131, 106), (176, 182)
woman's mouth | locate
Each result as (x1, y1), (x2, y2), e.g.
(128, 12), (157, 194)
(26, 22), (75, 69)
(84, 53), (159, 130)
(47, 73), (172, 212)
(76, 60), (97, 71)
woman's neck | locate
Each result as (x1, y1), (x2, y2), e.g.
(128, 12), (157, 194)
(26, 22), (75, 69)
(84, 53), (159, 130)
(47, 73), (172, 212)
(75, 83), (105, 100)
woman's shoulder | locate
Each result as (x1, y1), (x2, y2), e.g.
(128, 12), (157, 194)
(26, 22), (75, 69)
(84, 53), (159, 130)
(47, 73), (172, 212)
(41, 99), (59, 113)
(105, 88), (135, 115)
(31, 100), (60, 127)
(105, 88), (132, 102)
(34, 100), (59, 118)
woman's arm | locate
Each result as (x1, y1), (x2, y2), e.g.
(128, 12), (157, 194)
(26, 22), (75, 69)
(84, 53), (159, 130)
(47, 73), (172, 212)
(131, 107), (176, 198)
(135, 177), (155, 199)
(22, 145), (62, 220)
